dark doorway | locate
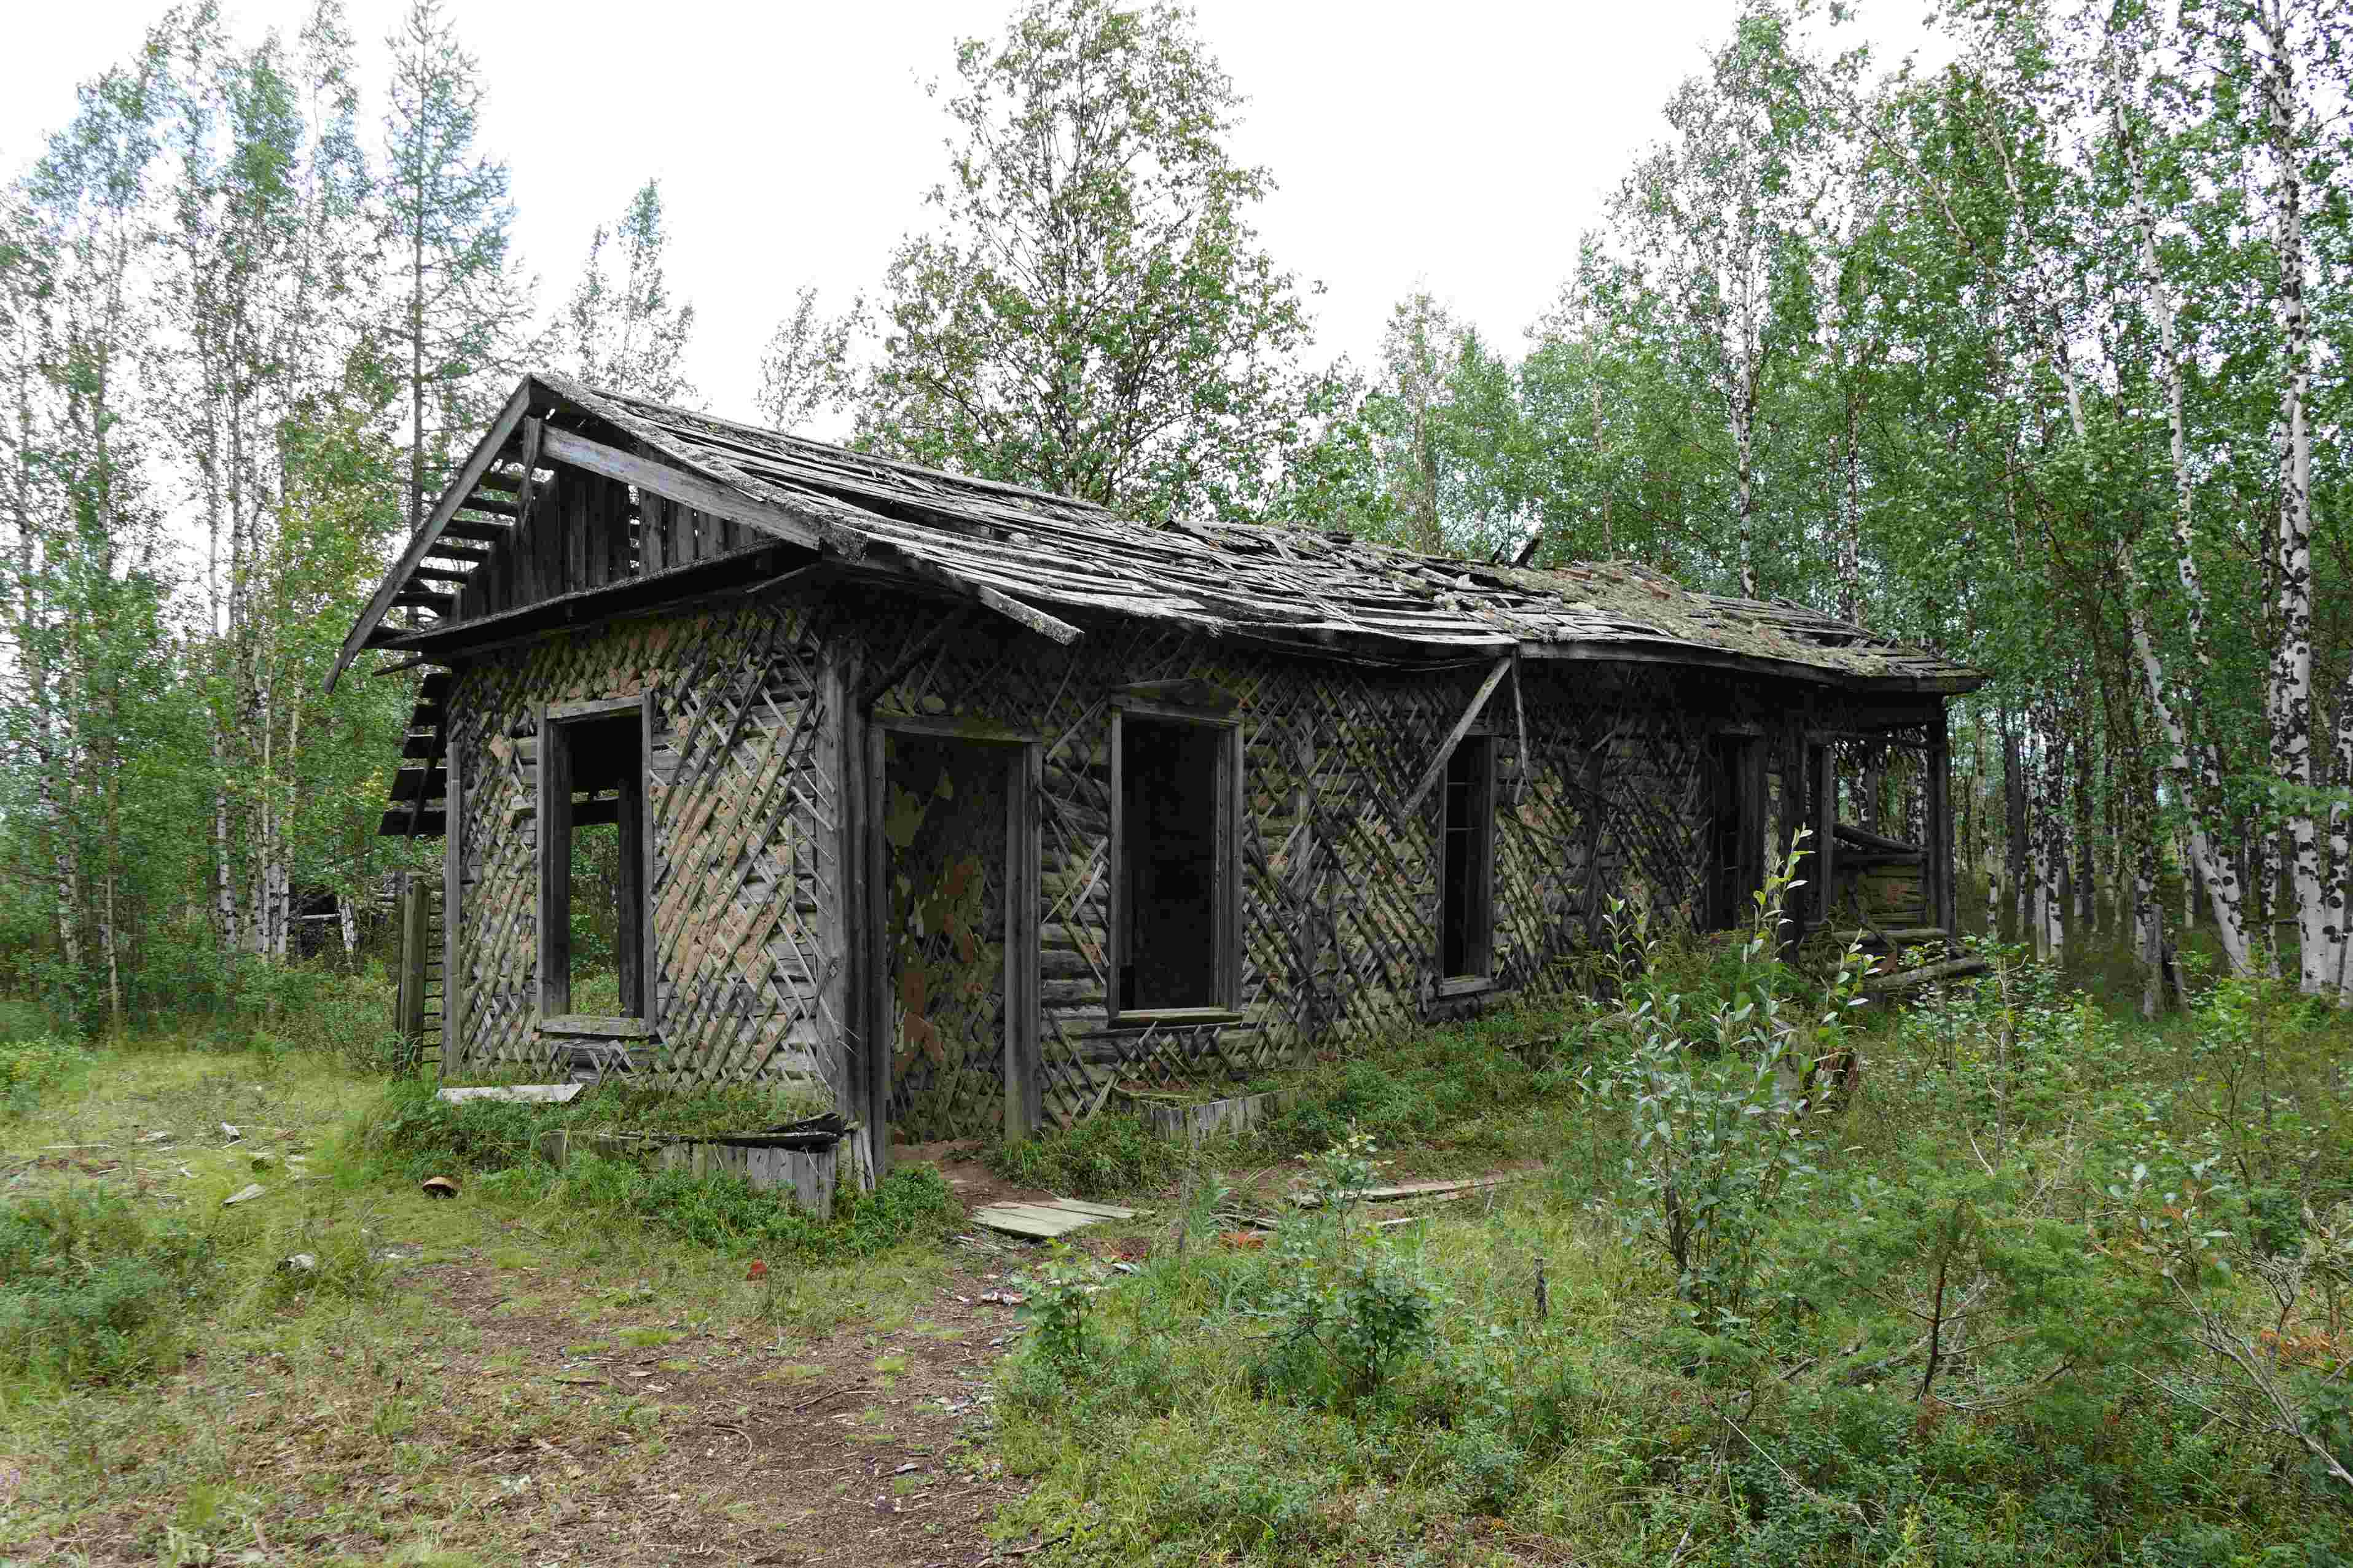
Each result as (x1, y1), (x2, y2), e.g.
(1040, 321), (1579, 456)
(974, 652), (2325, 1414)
(882, 732), (1011, 1143)
(1707, 734), (1764, 931)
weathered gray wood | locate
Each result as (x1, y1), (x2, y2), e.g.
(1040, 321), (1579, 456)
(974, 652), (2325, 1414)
(539, 1013), (653, 1038)
(1291, 1172), (1527, 1207)
(1124, 1088), (1294, 1146)
(547, 696), (643, 722)
(970, 1198), (1131, 1238)
(538, 1128), (837, 1220)
(1400, 657), (1513, 819)
(1861, 956), (1990, 994)
(538, 704), (571, 1018)
(1927, 707), (1956, 937)
(439, 1083), (581, 1104)
(640, 691), (660, 1037)
(887, 551), (1083, 646)
(442, 749), (463, 1077)
(540, 424), (823, 553)
(1008, 743), (1044, 1141)
(1814, 741), (1837, 927)
(1833, 821), (1924, 854)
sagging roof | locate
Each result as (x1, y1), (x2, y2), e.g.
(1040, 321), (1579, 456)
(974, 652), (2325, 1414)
(336, 372), (1984, 700)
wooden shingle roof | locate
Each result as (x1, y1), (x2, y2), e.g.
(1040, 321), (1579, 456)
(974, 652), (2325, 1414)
(338, 372), (1982, 696)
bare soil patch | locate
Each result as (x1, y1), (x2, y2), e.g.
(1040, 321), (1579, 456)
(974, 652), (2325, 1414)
(16, 1240), (1053, 1567)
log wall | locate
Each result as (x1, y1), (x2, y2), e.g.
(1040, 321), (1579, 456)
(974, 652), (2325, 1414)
(437, 580), (1939, 1129)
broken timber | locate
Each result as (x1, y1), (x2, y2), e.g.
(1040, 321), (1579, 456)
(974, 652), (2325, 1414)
(971, 1197), (1140, 1239)
(1290, 1172), (1529, 1208)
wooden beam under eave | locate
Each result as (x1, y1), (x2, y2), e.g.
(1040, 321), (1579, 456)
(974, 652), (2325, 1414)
(538, 424), (824, 553)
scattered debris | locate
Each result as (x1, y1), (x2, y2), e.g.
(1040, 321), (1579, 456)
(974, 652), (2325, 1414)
(137, 1130), (174, 1144)
(279, 1254), (317, 1274)
(249, 1153), (275, 1172)
(219, 1123), (241, 1142)
(421, 1175), (460, 1199)
(977, 1290), (1025, 1306)
(746, 1260), (769, 1281)
(222, 1183), (267, 1207)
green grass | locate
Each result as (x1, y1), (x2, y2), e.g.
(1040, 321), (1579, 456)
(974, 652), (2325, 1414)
(0, 1031), (966, 1562)
(9, 917), (2353, 1566)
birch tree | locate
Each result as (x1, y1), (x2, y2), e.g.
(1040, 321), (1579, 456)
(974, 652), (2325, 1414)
(858, 0), (1336, 522)
(555, 178), (697, 405)
(1612, 1), (1847, 599)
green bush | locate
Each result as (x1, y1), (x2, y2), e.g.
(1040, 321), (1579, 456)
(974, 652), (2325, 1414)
(1245, 1138), (1445, 1411)
(1591, 846), (1860, 1340)
(0, 1185), (217, 1385)
(0, 1033), (93, 1117)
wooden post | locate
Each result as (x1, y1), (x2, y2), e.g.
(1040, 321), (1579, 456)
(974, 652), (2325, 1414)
(640, 692), (661, 1037)
(1004, 743), (1044, 1141)
(537, 705), (572, 1017)
(1928, 707), (1956, 937)
(397, 875), (429, 1040)
(1813, 741), (1838, 930)
(834, 647), (888, 1189)
(441, 748), (463, 1078)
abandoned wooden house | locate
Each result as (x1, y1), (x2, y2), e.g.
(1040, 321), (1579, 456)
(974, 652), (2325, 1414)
(338, 372), (1986, 1179)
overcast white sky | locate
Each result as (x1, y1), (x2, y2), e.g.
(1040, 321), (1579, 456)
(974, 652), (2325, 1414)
(4, 1), (1948, 425)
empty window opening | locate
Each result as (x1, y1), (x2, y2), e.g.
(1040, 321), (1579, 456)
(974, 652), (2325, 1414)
(541, 711), (647, 1019)
(1117, 716), (1232, 1014)
(1440, 736), (1495, 980)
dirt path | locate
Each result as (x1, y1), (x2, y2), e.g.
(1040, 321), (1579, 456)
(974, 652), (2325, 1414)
(408, 1250), (1044, 1566)
(15, 1240), (1052, 1567)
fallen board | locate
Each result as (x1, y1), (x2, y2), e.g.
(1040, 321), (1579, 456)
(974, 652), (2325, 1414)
(437, 1083), (582, 1104)
(972, 1197), (1141, 1239)
(1290, 1172), (1528, 1208)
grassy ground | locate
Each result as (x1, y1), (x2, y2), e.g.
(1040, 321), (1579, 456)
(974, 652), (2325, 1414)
(0, 1043), (1022, 1566)
(7, 912), (2353, 1565)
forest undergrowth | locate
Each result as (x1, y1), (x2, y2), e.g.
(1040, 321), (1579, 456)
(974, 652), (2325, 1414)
(985, 875), (2353, 1566)
(5, 881), (2353, 1563)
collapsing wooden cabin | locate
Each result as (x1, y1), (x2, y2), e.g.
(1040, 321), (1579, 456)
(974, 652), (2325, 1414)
(337, 373), (1986, 1179)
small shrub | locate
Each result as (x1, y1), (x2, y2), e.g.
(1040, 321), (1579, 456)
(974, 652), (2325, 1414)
(0, 1033), (93, 1118)
(1012, 1242), (1100, 1367)
(1247, 1137), (1444, 1410)
(1597, 848), (1854, 1338)
(0, 1185), (217, 1384)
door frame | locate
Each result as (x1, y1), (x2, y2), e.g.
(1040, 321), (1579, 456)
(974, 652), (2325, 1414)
(864, 716), (1043, 1164)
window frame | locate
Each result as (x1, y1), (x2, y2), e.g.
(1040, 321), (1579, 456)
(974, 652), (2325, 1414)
(536, 695), (656, 1029)
(1107, 703), (1244, 1026)
(1436, 730), (1498, 994)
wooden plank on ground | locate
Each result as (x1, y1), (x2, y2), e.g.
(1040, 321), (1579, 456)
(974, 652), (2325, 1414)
(970, 1197), (1138, 1238)
(973, 1203), (1097, 1239)
(1291, 1172), (1528, 1208)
